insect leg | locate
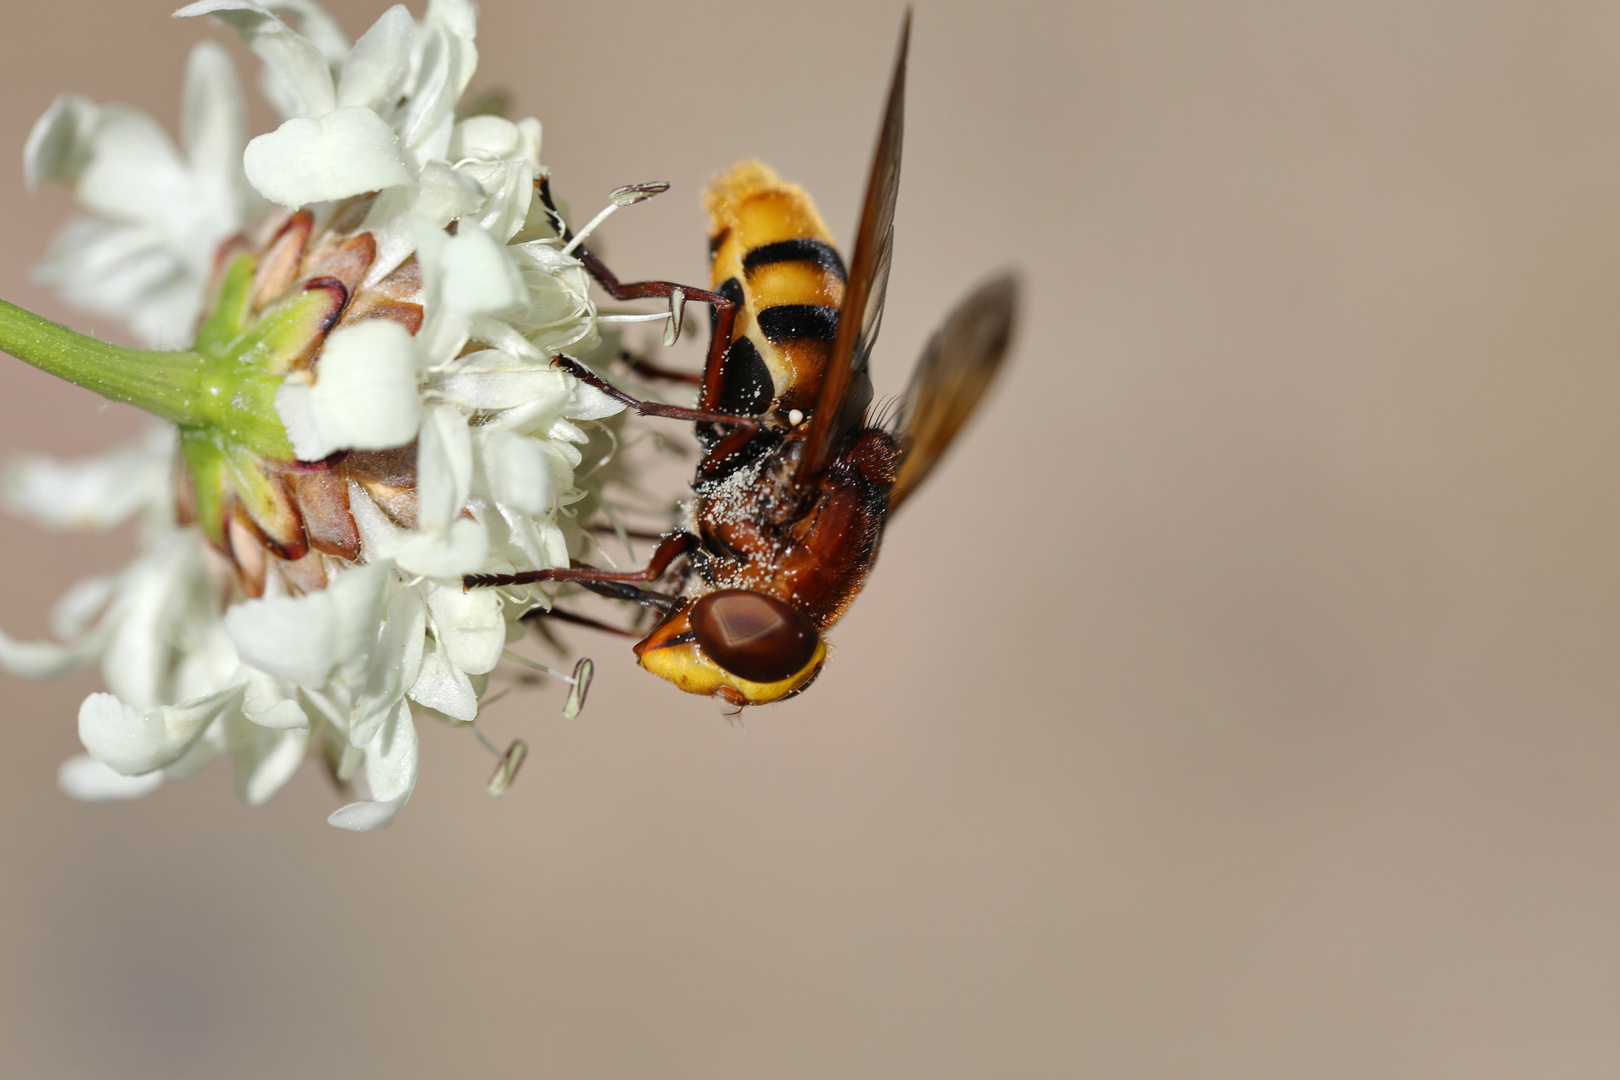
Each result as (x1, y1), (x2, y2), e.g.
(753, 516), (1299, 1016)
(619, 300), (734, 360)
(464, 530), (696, 591)
(616, 348), (703, 387)
(536, 176), (738, 413)
(553, 356), (761, 472)
(522, 606), (644, 638)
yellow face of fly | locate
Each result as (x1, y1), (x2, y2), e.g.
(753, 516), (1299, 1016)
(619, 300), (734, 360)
(634, 605), (828, 707)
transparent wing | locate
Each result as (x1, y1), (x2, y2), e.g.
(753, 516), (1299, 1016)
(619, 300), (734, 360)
(888, 272), (1019, 512)
(794, 11), (910, 487)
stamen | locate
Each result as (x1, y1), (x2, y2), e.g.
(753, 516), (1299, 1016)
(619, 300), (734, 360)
(609, 181), (670, 206)
(470, 720), (502, 758)
(561, 182), (668, 256)
(581, 528), (621, 569)
(597, 312), (677, 325)
(664, 288), (686, 347)
(501, 648), (574, 681)
(563, 658), (593, 719)
(486, 739), (528, 797)
(602, 500), (636, 563)
(561, 205), (617, 255)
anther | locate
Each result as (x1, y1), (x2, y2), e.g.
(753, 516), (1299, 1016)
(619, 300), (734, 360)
(564, 182), (671, 255)
(563, 657), (593, 719)
(664, 288), (686, 347)
(609, 181), (670, 206)
(486, 739), (528, 797)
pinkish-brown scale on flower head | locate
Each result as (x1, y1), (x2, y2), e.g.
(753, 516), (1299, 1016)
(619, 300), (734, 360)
(252, 210), (315, 311)
(291, 466), (361, 560)
(343, 445), (419, 531)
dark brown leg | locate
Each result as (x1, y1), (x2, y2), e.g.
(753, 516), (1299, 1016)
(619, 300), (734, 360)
(617, 348), (702, 387)
(552, 356), (760, 472)
(464, 530), (696, 591)
(536, 176), (738, 415)
(523, 606), (644, 638)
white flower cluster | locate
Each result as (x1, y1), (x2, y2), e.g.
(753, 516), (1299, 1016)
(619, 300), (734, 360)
(0, 0), (644, 829)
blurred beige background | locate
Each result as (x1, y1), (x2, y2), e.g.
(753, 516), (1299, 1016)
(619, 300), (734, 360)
(5, 0), (1620, 1076)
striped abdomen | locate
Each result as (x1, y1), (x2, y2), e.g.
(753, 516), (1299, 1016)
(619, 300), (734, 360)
(704, 161), (846, 419)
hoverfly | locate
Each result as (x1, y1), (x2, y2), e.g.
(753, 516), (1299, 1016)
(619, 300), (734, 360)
(466, 13), (1018, 707)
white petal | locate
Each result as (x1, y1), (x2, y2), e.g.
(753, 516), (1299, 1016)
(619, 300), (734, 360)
(172, 621), (242, 702)
(32, 219), (199, 347)
(244, 106), (410, 207)
(175, 1), (336, 119)
(241, 668), (309, 729)
(75, 107), (193, 228)
(350, 587), (426, 747)
(0, 625), (102, 679)
(78, 687), (242, 776)
(449, 115), (520, 161)
(58, 755), (166, 802)
(406, 634), (476, 720)
(416, 405), (472, 532)
(514, 117), (542, 166)
(327, 699), (416, 830)
(426, 0), (477, 40)
(99, 531), (209, 709)
(336, 4), (414, 112)
(24, 94), (99, 189)
(396, 0), (478, 168)
(224, 563), (386, 687)
(262, 0), (351, 63)
(226, 713), (308, 805)
(275, 318), (422, 460)
(51, 575), (116, 641)
(327, 791), (411, 831)
(4, 442), (169, 530)
(464, 317), (546, 365)
(359, 162), (484, 285)
(364, 698), (417, 801)
(410, 217), (470, 363)
(225, 593), (336, 686)
(162, 720), (229, 782)
(440, 223), (527, 316)
(112, 534), (225, 708)
(424, 581), (504, 674)
(346, 480), (406, 553)
(180, 41), (247, 193)
(436, 355), (569, 411)
(392, 516), (487, 578)
(326, 562), (393, 676)
(480, 428), (551, 515)
(567, 378), (628, 422)
(460, 159), (534, 242)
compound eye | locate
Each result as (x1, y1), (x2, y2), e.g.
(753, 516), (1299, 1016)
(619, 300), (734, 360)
(689, 590), (819, 685)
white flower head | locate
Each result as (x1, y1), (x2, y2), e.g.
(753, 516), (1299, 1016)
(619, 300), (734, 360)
(2, 0), (680, 830)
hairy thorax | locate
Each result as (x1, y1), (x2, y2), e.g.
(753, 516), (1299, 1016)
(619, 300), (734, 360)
(689, 427), (898, 630)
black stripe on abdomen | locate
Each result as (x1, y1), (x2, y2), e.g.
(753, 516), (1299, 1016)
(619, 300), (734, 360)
(718, 336), (773, 416)
(756, 304), (839, 344)
(710, 276), (744, 336)
(743, 238), (848, 281)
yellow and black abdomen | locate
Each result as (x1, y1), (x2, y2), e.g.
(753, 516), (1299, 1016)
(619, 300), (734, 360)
(704, 161), (846, 418)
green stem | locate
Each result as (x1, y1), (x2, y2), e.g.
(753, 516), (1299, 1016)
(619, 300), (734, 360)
(0, 297), (294, 460)
(0, 298), (207, 424)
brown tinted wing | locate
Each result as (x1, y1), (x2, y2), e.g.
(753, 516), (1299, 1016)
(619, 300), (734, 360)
(794, 11), (910, 488)
(889, 272), (1019, 512)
